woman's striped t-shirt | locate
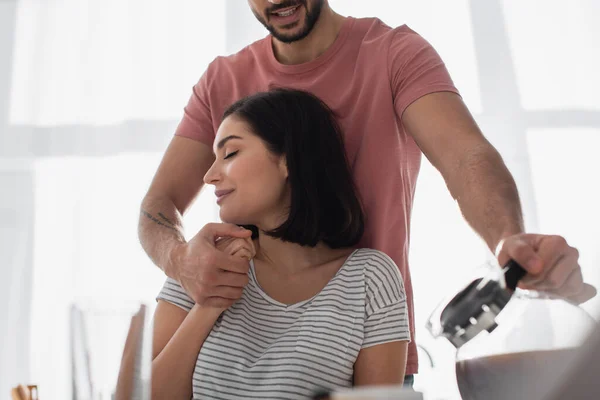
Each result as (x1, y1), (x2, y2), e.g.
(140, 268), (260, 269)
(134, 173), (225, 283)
(156, 248), (410, 400)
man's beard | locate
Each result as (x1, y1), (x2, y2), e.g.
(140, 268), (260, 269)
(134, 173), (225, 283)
(253, 0), (324, 44)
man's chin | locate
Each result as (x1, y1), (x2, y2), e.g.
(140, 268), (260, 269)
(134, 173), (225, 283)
(268, 19), (313, 43)
(271, 30), (308, 44)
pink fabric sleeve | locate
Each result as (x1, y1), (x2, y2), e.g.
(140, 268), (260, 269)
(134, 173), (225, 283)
(389, 28), (460, 119)
(174, 66), (215, 146)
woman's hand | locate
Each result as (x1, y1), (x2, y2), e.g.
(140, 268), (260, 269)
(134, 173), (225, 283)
(215, 233), (256, 261)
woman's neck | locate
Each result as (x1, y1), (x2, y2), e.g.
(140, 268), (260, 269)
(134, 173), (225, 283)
(253, 233), (352, 276)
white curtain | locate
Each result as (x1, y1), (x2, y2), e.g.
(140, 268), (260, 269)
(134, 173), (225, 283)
(1, 1), (599, 399)
(3, 0), (226, 398)
(10, 0), (225, 125)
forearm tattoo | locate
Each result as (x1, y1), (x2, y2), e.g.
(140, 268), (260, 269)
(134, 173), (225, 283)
(157, 212), (175, 226)
(141, 209), (177, 231)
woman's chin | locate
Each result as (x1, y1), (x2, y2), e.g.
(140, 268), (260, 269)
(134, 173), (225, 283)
(219, 211), (252, 227)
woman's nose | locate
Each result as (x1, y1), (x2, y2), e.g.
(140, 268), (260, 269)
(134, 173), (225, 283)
(203, 162), (220, 185)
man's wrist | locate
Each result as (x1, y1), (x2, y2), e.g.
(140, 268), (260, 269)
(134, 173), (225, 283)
(494, 228), (524, 258)
(165, 241), (186, 280)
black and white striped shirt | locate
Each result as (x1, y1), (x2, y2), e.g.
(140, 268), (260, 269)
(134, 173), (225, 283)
(157, 248), (410, 400)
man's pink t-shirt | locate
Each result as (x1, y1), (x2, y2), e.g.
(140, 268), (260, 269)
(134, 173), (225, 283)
(175, 17), (459, 374)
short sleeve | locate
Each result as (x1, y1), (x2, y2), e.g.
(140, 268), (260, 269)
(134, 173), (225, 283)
(174, 64), (216, 147)
(156, 277), (195, 312)
(362, 250), (411, 349)
(389, 26), (460, 119)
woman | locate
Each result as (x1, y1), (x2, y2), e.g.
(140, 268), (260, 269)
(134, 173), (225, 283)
(151, 88), (410, 400)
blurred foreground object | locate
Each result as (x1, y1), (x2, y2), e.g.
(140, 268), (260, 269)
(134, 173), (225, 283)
(114, 304), (151, 400)
(10, 385), (38, 400)
(313, 385), (423, 400)
(70, 302), (151, 400)
(544, 319), (600, 400)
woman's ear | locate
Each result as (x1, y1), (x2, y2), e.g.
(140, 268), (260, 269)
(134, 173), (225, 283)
(278, 155), (288, 179)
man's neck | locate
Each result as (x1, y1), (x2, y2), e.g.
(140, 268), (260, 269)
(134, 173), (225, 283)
(271, 9), (346, 65)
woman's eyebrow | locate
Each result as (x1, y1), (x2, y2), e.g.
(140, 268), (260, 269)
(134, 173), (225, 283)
(216, 135), (243, 150)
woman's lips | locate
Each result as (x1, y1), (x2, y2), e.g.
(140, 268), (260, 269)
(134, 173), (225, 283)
(215, 189), (234, 204)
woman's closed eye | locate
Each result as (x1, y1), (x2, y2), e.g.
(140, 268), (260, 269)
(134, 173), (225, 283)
(224, 150), (239, 160)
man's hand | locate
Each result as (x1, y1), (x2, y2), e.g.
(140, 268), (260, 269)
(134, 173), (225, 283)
(170, 223), (254, 308)
(496, 233), (597, 304)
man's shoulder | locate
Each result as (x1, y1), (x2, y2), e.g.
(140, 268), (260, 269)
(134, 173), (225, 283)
(352, 18), (426, 58)
(353, 17), (418, 41)
(205, 36), (270, 80)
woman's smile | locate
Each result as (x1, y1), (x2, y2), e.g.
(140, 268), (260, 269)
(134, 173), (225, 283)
(215, 189), (234, 204)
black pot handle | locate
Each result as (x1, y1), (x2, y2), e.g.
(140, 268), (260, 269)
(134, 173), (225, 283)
(504, 259), (527, 291)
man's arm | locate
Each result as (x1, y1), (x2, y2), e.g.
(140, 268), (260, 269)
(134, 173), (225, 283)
(138, 136), (212, 276)
(403, 92), (595, 302)
(139, 135), (253, 306)
(402, 91), (524, 252)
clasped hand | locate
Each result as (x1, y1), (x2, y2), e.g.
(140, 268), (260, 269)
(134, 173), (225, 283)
(173, 223), (256, 309)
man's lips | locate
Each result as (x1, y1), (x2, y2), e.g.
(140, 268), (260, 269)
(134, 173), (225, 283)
(269, 4), (302, 20)
(270, 5), (300, 15)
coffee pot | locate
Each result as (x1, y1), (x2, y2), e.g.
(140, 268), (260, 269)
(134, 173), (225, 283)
(427, 260), (596, 400)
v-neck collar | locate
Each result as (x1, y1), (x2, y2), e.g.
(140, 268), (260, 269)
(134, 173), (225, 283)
(249, 249), (359, 310)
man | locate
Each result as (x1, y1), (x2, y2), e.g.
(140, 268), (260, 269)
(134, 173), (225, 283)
(138, 0), (596, 381)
